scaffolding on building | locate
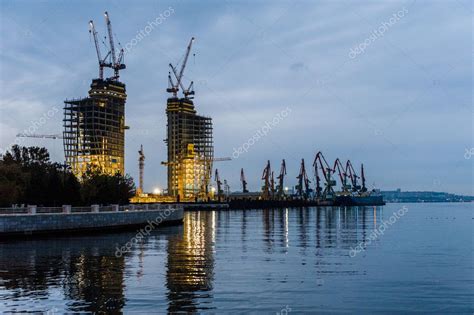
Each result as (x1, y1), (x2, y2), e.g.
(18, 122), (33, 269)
(63, 79), (127, 178)
(165, 97), (213, 201)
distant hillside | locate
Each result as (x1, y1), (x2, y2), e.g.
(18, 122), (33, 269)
(381, 189), (474, 203)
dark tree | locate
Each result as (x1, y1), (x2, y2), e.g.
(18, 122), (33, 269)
(81, 167), (136, 205)
(0, 145), (133, 207)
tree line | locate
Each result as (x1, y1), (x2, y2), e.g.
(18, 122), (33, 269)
(0, 145), (135, 207)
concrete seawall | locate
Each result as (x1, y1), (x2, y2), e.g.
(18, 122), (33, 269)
(0, 204), (183, 237)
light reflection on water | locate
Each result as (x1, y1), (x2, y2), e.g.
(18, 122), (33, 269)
(0, 203), (472, 313)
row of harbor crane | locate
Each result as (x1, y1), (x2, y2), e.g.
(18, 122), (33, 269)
(215, 151), (368, 201)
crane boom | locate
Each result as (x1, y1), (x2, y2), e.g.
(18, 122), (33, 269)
(16, 133), (63, 139)
(345, 160), (360, 192)
(333, 158), (350, 192)
(104, 11), (116, 66)
(89, 20), (104, 79)
(177, 37), (194, 91)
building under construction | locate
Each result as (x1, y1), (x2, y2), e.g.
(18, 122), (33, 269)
(63, 12), (127, 178)
(165, 38), (213, 201)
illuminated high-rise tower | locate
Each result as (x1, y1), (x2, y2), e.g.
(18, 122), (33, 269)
(165, 37), (213, 200)
(63, 12), (127, 178)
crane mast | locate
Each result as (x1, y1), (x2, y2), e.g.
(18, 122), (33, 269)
(361, 164), (367, 193)
(138, 145), (145, 195)
(215, 169), (223, 201)
(270, 171), (275, 198)
(261, 160), (272, 200)
(314, 161), (322, 198)
(276, 159), (286, 199)
(296, 159), (311, 199)
(240, 168), (248, 193)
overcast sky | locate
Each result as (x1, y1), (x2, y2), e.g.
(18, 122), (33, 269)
(0, 0), (472, 195)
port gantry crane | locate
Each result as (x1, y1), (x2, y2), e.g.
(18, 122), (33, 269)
(296, 158), (312, 199)
(223, 179), (230, 196)
(313, 151), (336, 200)
(261, 160), (272, 200)
(333, 158), (351, 194)
(276, 159), (287, 200)
(167, 37), (195, 99)
(345, 160), (361, 192)
(240, 168), (249, 193)
(270, 171), (275, 199)
(360, 163), (368, 193)
(89, 12), (125, 81)
(214, 168), (223, 201)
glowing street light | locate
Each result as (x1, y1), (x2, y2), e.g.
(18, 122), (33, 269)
(153, 187), (162, 195)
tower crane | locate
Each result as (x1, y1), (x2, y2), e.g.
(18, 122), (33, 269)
(333, 158), (351, 193)
(104, 11), (125, 80)
(345, 160), (361, 192)
(89, 12), (124, 81)
(137, 145), (145, 195)
(261, 160), (272, 200)
(167, 37), (195, 98)
(240, 168), (248, 193)
(276, 159), (287, 199)
(296, 159), (312, 199)
(313, 151), (336, 200)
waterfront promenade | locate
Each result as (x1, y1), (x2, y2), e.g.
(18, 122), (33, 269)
(0, 204), (183, 237)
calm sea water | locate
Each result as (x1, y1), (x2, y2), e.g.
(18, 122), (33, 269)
(0, 203), (472, 313)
